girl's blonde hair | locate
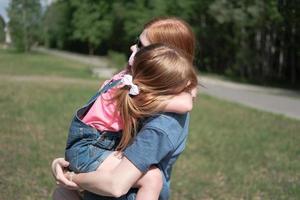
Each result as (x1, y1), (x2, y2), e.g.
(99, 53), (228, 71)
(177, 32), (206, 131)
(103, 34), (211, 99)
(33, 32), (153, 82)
(144, 17), (196, 63)
(114, 44), (198, 151)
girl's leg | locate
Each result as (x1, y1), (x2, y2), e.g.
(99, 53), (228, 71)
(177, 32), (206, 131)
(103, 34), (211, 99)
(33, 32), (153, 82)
(52, 186), (83, 200)
(98, 152), (162, 200)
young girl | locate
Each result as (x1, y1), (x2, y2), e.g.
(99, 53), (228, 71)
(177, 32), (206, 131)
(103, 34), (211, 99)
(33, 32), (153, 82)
(64, 44), (197, 200)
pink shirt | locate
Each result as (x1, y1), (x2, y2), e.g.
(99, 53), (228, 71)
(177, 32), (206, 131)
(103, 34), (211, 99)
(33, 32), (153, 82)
(81, 70), (126, 132)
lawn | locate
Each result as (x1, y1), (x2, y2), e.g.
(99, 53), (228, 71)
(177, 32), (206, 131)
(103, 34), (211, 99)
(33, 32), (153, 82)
(0, 49), (299, 200)
(0, 49), (94, 78)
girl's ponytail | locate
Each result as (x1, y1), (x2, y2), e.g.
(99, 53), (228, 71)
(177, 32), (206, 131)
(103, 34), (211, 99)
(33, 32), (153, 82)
(114, 87), (139, 151)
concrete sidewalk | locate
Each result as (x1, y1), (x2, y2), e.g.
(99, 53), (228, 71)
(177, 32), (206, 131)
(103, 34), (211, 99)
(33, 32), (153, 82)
(35, 47), (117, 78)
(35, 47), (300, 120)
(199, 77), (300, 120)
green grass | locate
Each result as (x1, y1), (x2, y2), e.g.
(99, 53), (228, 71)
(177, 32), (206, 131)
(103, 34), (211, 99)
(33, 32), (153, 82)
(172, 95), (300, 199)
(0, 49), (95, 79)
(107, 50), (127, 70)
(0, 49), (299, 199)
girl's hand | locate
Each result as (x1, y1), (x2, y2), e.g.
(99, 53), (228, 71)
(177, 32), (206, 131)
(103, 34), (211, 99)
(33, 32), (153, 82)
(51, 158), (80, 190)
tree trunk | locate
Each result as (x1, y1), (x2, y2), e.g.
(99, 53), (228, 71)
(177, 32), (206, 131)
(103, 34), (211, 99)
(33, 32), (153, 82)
(88, 43), (94, 55)
(290, 24), (296, 84)
(22, 7), (28, 52)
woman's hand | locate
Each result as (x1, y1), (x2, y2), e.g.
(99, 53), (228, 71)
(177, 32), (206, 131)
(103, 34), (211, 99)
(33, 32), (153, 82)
(51, 158), (80, 190)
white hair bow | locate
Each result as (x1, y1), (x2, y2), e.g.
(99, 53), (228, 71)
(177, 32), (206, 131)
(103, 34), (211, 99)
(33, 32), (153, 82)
(121, 74), (139, 95)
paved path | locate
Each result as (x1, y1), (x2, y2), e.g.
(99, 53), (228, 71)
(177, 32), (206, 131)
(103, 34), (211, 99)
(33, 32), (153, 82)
(35, 47), (300, 120)
(199, 77), (300, 120)
(35, 47), (117, 78)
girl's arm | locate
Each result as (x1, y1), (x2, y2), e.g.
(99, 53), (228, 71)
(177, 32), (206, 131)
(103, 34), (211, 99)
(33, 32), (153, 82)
(51, 158), (80, 190)
(164, 87), (197, 114)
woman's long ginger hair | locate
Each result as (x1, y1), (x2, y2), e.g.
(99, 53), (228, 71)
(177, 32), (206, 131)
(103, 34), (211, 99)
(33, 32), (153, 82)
(114, 44), (198, 151)
(144, 17), (196, 63)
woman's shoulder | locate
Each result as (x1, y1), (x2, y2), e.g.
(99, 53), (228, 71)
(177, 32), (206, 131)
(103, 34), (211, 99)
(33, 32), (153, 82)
(142, 112), (190, 133)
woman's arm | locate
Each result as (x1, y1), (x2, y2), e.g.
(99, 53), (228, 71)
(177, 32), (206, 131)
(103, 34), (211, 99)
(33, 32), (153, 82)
(52, 156), (142, 197)
(72, 156), (143, 197)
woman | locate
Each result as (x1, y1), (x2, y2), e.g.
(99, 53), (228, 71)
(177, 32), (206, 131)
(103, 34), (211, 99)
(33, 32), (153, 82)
(52, 16), (197, 200)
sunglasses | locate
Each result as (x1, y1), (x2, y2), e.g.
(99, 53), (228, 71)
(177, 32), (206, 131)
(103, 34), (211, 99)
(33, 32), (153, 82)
(135, 37), (144, 49)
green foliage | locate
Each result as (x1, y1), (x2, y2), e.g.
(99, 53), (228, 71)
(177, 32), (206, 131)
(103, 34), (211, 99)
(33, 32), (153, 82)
(7, 0), (42, 52)
(122, 0), (154, 40)
(40, 0), (300, 87)
(42, 0), (72, 49)
(70, 0), (113, 55)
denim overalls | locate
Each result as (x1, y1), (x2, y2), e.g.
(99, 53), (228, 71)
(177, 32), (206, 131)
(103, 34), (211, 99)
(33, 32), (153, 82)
(65, 79), (122, 173)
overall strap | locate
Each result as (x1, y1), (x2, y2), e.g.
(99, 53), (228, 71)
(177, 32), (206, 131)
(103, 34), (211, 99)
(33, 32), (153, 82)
(84, 79), (122, 106)
(100, 79), (122, 94)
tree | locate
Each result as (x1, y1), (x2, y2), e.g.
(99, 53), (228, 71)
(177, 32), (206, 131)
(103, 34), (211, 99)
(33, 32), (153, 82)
(278, 0), (300, 84)
(38, 0), (299, 86)
(43, 0), (73, 49)
(71, 0), (113, 55)
(0, 15), (5, 43)
(7, 0), (42, 51)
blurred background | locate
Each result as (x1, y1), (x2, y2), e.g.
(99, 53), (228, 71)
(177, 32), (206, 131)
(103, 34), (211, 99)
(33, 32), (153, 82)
(1, 0), (299, 88)
(0, 0), (299, 199)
